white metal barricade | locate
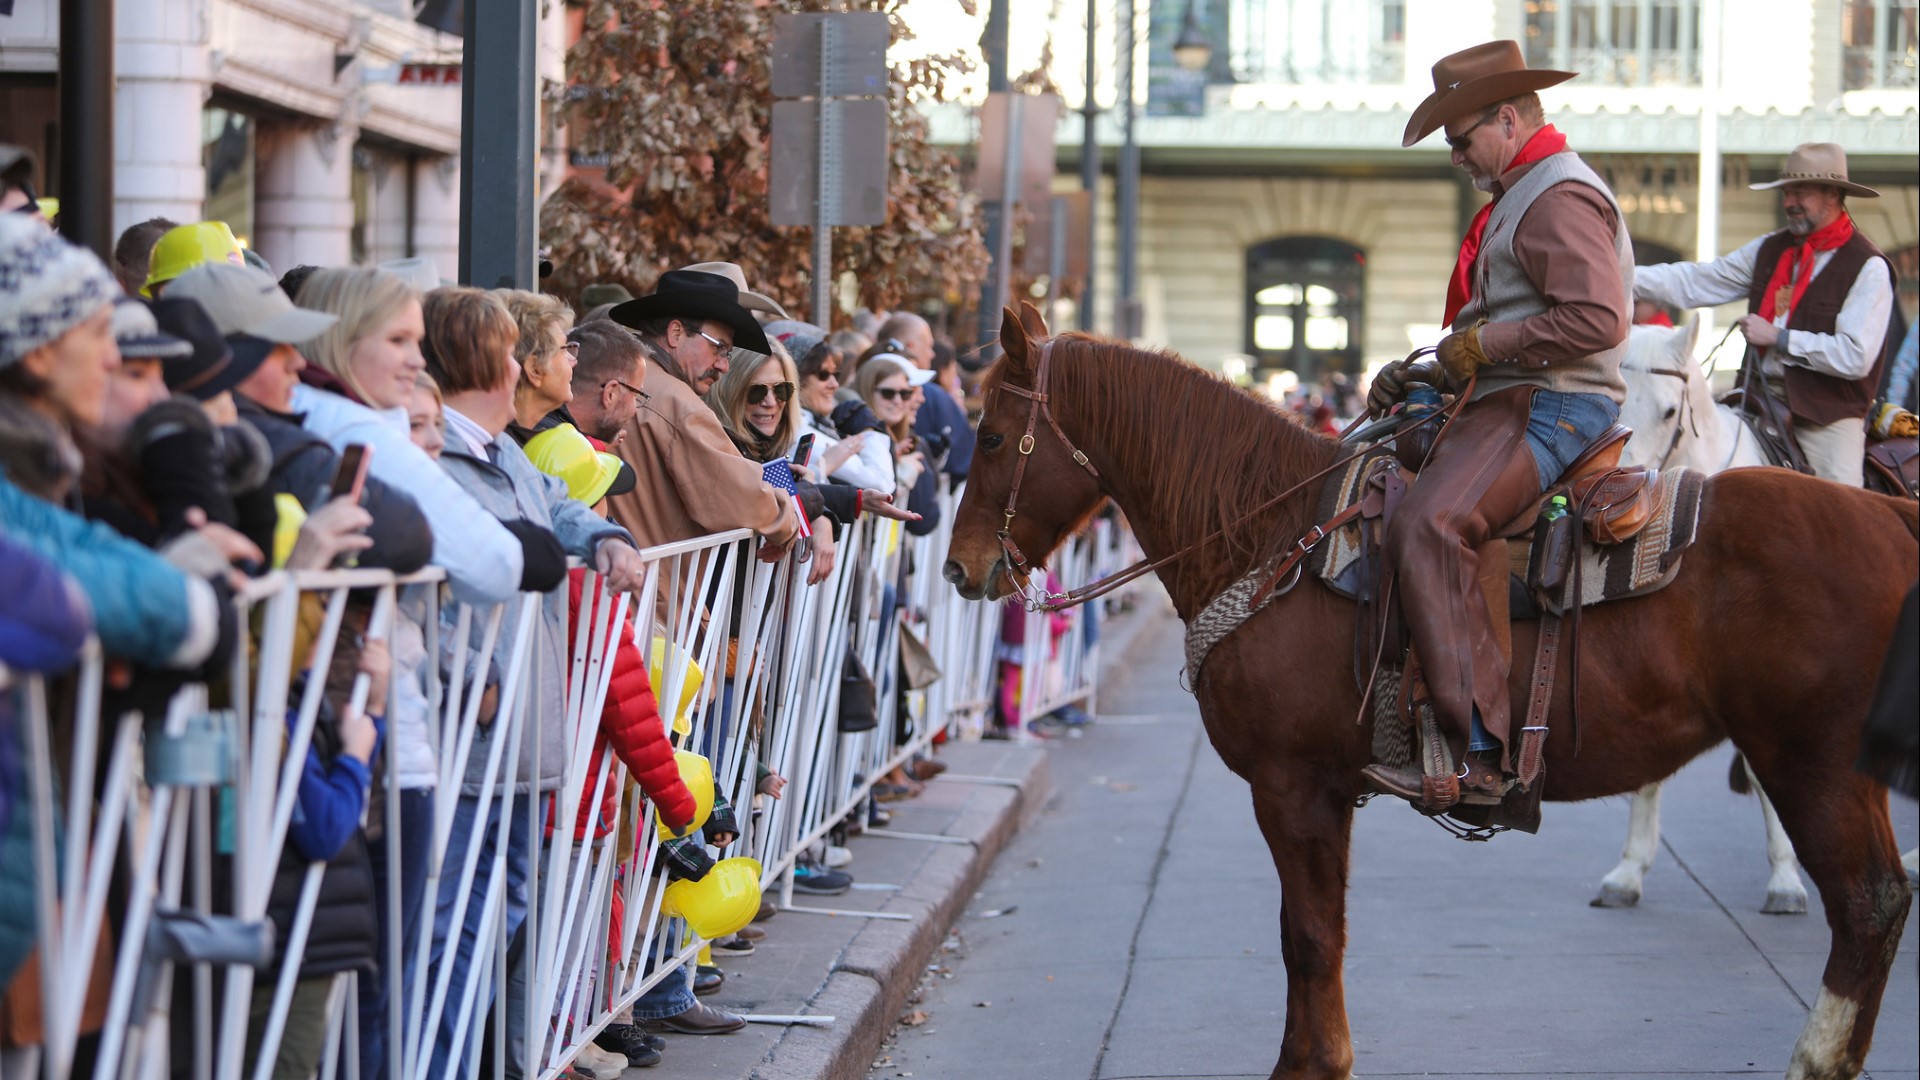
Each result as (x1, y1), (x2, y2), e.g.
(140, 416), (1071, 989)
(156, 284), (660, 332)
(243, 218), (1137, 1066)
(6, 490), (1138, 1080)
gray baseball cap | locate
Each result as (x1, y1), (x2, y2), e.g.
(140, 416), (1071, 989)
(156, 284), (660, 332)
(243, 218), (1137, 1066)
(164, 261), (339, 343)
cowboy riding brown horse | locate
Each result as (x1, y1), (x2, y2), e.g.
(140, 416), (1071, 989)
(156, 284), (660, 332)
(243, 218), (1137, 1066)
(944, 304), (1918, 1080)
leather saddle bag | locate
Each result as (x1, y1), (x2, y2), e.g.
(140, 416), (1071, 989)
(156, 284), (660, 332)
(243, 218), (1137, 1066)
(1570, 466), (1658, 546)
(1865, 437), (1920, 499)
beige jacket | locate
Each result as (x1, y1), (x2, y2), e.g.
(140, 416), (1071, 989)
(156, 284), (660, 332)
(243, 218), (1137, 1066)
(606, 355), (801, 551)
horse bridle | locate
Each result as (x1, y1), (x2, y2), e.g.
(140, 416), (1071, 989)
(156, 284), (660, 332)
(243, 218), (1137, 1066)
(992, 338), (1101, 605)
(986, 339), (1462, 613)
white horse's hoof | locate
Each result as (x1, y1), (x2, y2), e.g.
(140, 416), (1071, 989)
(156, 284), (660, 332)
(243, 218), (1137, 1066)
(1762, 888), (1810, 915)
(1591, 884), (1642, 908)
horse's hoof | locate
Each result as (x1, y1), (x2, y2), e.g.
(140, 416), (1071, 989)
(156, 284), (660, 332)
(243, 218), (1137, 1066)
(1762, 889), (1809, 915)
(1591, 884), (1641, 908)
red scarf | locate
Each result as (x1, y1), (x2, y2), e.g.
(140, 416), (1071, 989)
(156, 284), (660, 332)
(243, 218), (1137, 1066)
(1757, 213), (1855, 322)
(1443, 124), (1569, 326)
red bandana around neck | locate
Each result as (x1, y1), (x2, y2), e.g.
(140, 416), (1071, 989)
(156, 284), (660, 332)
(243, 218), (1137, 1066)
(1442, 124), (1570, 326)
(1757, 213), (1855, 322)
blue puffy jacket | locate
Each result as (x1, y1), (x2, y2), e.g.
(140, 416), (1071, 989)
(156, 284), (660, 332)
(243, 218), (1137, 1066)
(0, 468), (221, 670)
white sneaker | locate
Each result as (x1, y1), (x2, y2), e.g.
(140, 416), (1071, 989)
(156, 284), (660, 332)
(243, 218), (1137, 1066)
(570, 1042), (629, 1078)
(824, 844), (853, 869)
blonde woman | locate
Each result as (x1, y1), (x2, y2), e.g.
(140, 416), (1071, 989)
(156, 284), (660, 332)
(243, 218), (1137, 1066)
(705, 344), (837, 582)
(493, 288), (576, 441)
(291, 271), (534, 1079)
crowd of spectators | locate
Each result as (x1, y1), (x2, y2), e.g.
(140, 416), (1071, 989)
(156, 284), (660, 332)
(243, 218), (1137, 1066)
(0, 192), (986, 1078)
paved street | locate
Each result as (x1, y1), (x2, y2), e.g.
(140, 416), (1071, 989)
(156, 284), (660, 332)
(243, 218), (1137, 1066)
(873, 590), (1920, 1080)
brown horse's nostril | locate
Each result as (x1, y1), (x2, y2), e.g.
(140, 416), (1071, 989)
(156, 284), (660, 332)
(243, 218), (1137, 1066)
(942, 560), (968, 587)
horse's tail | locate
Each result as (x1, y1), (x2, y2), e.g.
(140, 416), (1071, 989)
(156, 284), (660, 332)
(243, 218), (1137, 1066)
(1728, 753), (1753, 795)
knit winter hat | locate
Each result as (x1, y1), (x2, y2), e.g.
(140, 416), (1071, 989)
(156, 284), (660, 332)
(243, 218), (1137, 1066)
(0, 214), (120, 370)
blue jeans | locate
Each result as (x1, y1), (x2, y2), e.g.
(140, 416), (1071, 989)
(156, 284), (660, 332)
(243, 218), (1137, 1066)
(632, 958), (695, 1020)
(1522, 390), (1621, 491)
(358, 787), (435, 1080)
(427, 791), (532, 1077)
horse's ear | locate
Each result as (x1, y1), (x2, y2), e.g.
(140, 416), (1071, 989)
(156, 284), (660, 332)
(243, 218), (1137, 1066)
(1017, 300), (1049, 343)
(1683, 314), (1702, 353)
(999, 306), (1032, 376)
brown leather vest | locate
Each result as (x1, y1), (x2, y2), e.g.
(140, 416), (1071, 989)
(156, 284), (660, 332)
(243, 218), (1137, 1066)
(1742, 228), (1893, 426)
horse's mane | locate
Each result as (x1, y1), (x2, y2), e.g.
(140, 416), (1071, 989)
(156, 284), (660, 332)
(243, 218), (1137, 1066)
(986, 331), (1338, 584)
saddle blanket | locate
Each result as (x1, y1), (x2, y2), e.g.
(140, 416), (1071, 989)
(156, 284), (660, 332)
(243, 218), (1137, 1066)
(1183, 451), (1706, 681)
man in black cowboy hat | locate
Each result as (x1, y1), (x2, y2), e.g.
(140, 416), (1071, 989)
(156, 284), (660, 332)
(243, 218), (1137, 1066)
(1635, 143), (1894, 486)
(1363, 40), (1634, 813)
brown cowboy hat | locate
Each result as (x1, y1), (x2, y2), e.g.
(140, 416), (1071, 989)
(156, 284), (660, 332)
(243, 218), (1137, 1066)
(1402, 41), (1576, 148)
(1749, 142), (1880, 198)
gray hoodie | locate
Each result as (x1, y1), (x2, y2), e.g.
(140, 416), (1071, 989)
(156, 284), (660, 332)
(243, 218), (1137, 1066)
(437, 429), (632, 796)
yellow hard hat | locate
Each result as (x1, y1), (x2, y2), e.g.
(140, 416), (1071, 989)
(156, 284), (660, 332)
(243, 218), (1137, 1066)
(648, 637), (704, 738)
(144, 221), (244, 297)
(524, 423), (628, 506)
(272, 493), (307, 569)
(663, 857), (763, 940)
(656, 750), (715, 841)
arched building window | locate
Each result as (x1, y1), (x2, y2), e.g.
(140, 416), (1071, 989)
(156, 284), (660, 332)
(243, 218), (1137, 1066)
(1245, 236), (1365, 378)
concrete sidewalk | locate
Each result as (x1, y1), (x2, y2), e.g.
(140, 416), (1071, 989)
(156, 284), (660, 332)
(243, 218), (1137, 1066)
(882, 599), (1919, 1080)
(634, 590), (1165, 1079)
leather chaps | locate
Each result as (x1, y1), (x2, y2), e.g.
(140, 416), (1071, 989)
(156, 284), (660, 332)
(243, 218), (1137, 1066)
(1381, 386), (1542, 771)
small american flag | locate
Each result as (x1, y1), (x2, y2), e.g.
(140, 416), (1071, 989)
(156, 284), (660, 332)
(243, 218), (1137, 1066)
(762, 459), (812, 539)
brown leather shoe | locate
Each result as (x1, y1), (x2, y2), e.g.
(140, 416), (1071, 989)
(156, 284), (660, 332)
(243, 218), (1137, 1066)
(645, 1001), (746, 1035)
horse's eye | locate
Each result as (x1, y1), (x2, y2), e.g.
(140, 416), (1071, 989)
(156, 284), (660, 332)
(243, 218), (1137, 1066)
(1663, 406), (1677, 420)
(981, 434), (1005, 451)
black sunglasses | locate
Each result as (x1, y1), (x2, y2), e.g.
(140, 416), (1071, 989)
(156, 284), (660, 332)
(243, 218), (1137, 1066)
(874, 387), (912, 402)
(1444, 110), (1498, 153)
(746, 382), (794, 405)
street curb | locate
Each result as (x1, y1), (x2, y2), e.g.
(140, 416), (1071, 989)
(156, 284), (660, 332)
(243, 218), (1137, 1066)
(746, 746), (1053, 1080)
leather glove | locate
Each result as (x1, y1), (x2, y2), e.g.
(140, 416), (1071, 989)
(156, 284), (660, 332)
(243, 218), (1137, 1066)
(1366, 359), (1418, 416)
(1436, 322), (1489, 385)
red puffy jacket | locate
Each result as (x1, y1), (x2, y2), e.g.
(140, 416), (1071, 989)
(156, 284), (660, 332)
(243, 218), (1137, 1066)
(550, 569), (697, 840)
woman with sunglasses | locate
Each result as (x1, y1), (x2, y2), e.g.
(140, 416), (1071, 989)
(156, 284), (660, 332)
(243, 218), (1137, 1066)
(786, 331), (897, 494)
(854, 354), (940, 537)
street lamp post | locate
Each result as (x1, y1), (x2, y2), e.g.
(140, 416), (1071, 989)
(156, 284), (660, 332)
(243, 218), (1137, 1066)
(1117, 0), (1209, 341)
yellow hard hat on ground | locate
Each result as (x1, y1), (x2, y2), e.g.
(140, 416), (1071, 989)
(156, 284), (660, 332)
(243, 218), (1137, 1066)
(657, 750), (714, 841)
(144, 221), (244, 297)
(664, 857), (763, 940)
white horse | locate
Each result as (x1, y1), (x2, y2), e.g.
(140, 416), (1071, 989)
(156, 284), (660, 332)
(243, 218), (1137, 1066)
(1595, 318), (1919, 912)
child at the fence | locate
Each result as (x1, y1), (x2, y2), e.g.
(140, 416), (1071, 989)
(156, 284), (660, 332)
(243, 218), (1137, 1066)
(236, 635), (387, 1080)
(992, 574), (1086, 737)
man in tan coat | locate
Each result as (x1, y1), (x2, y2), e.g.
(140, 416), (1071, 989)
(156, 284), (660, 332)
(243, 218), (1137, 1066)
(603, 269), (804, 553)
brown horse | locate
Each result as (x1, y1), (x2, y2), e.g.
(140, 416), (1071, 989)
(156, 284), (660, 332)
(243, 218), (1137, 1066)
(943, 305), (1918, 1080)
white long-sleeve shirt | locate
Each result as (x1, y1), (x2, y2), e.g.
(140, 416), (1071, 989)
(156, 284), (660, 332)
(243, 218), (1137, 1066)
(1634, 234), (1891, 383)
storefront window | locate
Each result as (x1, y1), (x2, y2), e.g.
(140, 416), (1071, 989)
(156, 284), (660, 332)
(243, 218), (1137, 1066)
(203, 106), (255, 248)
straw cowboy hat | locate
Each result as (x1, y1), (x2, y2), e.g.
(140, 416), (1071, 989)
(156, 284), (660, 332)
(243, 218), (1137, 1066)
(1749, 142), (1880, 198)
(680, 261), (790, 320)
(1402, 40), (1576, 148)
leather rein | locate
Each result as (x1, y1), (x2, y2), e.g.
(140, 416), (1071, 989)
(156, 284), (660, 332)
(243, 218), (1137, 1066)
(992, 340), (1467, 613)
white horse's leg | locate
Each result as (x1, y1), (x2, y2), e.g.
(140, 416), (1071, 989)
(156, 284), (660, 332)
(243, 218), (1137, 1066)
(1903, 846), (1918, 888)
(1594, 782), (1664, 908)
(1752, 761), (1810, 914)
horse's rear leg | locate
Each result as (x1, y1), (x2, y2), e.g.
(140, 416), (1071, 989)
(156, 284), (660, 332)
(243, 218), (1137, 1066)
(1594, 781), (1664, 908)
(1742, 756), (1907, 1080)
(1250, 767), (1356, 1080)
(1751, 768), (1809, 915)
